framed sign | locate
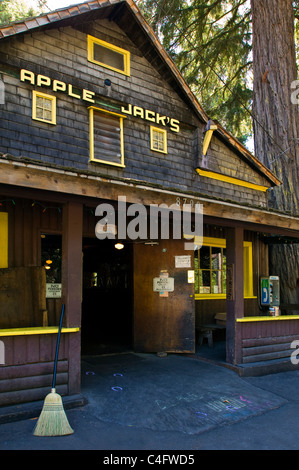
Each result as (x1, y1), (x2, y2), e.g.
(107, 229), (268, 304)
(46, 283), (62, 298)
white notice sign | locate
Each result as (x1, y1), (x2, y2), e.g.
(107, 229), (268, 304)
(175, 255), (191, 268)
(153, 277), (174, 292)
(46, 283), (62, 298)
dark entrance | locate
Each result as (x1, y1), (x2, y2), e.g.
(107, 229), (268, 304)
(81, 238), (134, 355)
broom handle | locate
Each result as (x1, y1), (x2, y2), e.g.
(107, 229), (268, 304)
(52, 304), (65, 390)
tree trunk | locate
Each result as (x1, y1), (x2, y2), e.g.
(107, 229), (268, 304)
(251, 0), (299, 311)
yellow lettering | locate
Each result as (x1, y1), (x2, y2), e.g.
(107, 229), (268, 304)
(133, 106), (144, 118)
(156, 114), (166, 126)
(53, 80), (66, 92)
(145, 109), (156, 122)
(20, 69), (35, 84)
(37, 75), (51, 87)
(170, 118), (180, 133)
(121, 104), (132, 115)
(82, 89), (95, 103)
(68, 84), (81, 99)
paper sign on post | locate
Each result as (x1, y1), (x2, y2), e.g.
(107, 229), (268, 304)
(153, 277), (174, 292)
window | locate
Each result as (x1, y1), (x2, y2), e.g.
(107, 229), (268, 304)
(195, 239), (226, 297)
(89, 107), (126, 167)
(194, 237), (254, 299)
(87, 35), (130, 76)
(150, 126), (167, 154)
(32, 91), (56, 124)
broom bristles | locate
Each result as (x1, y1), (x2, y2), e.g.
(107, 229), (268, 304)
(33, 388), (74, 437)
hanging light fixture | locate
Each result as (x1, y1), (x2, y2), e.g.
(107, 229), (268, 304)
(115, 243), (124, 250)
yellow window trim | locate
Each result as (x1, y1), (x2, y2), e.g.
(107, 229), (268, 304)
(88, 106), (126, 168)
(32, 90), (56, 125)
(194, 237), (254, 299)
(196, 168), (269, 192)
(87, 35), (130, 76)
(0, 212), (8, 268)
(150, 126), (168, 154)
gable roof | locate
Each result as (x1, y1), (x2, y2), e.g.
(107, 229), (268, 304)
(0, 0), (281, 187)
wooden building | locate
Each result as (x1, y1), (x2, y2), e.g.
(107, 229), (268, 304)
(0, 0), (299, 406)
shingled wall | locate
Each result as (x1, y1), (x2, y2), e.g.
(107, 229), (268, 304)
(0, 17), (270, 208)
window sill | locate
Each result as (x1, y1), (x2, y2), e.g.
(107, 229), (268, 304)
(89, 158), (125, 168)
(195, 295), (257, 300)
(0, 327), (80, 337)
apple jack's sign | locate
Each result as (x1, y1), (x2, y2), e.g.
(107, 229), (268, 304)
(19, 69), (180, 132)
(121, 104), (180, 133)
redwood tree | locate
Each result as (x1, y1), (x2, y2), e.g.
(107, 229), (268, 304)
(251, 0), (299, 309)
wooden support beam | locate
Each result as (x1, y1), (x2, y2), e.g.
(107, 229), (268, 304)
(226, 226), (244, 365)
(62, 201), (82, 395)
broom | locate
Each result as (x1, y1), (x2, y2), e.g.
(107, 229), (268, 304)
(33, 304), (74, 436)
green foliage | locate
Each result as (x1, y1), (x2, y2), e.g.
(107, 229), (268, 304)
(0, 0), (48, 27)
(137, 0), (253, 145)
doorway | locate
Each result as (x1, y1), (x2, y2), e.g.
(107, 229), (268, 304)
(81, 238), (134, 355)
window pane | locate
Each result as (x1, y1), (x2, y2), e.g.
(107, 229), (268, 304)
(44, 110), (52, 121)
(212, 270), (222, 294)
(93, 43), (125, 71)
(44, 99), (52, 110)
(211, 247), (222, 269)
(200, 270), (211, 293)
(200, 246), (210, 269)
(36, 107), (44, 119)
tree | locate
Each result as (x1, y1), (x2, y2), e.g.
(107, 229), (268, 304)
(137, 0), (253, 145)
(251, 0), (299, 310)
(0, 0), (48, 26)
(138, 0), (299, 308)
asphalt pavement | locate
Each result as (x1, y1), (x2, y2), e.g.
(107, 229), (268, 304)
(0, 350), (299, 454)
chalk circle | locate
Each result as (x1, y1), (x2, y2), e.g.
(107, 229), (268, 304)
(86, 371), (95, 376)
(113, 373), (123, 377)
(112, 386), (123, 391)
(195, 411), (208, 419)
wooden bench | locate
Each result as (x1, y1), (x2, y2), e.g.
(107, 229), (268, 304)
(196, 313), (226, 348)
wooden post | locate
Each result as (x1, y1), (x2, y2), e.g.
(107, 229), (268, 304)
(62, 201), (82, 394)
(226, 226), (244, 364)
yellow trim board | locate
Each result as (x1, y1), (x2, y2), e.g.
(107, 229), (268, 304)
(0, 212), (8, 268)
(196, 168), (269, 192)
(236, 316), (299, 322)
(0, 327), (80, 337)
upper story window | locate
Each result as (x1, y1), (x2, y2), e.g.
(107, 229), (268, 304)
(89, 107), (126, 168)
(32, 91), (56, 125)
(150, 126), (167, 154)
(87, 35), (130, 76)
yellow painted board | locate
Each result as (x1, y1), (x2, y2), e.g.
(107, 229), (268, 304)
(0, 212), (8, 268)
(236, 316), (299, 322)
(0, 327), (80, 336)
(196, 168), (269, 192)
